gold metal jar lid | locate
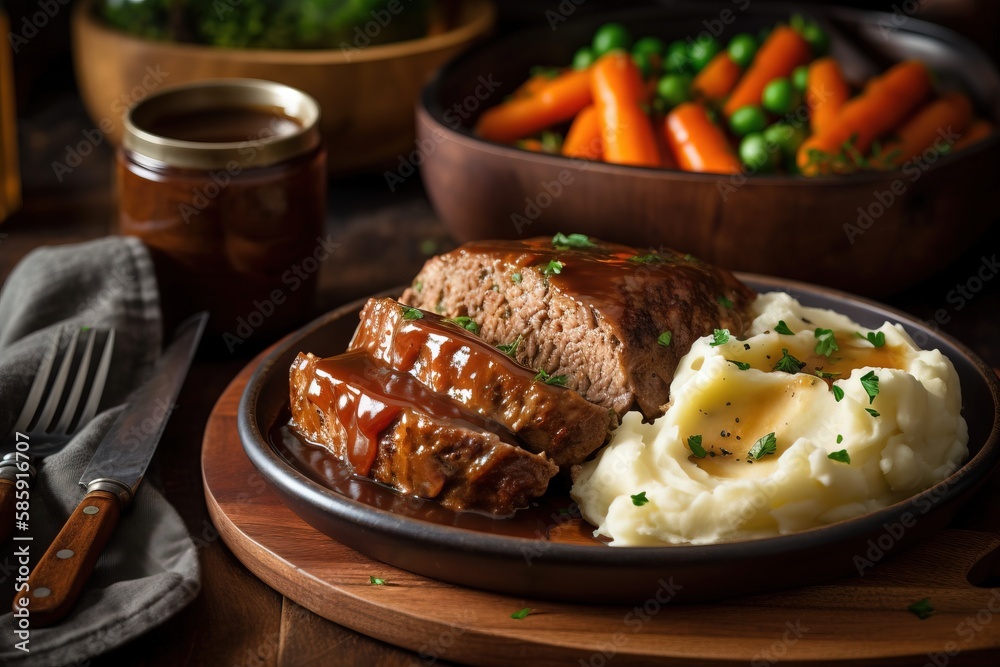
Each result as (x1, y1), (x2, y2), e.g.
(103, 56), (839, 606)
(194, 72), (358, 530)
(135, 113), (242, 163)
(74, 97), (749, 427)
(123, 78), (321, 170)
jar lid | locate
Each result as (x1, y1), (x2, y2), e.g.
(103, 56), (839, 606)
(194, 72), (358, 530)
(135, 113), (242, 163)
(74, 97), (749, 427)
(123, 78), (321, 170)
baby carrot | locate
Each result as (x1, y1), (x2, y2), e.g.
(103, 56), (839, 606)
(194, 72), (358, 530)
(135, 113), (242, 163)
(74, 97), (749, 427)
(723, 26), (812, 117)
(692, 51), (742, 101)
(476, 68), (593, 144)
(883, 92), (973, 165)
(807, 57), (849, 133)
(954, 117), (995, 151)
(665, 102), (742, 174)
(591, 52), (660, 167)
(512, 72), (559, 99)
(796, 60), (931, 175)
(562, 105), (603, 160)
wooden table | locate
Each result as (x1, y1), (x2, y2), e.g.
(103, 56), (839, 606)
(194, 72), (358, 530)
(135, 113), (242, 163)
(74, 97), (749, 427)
(1, 95), (998, 667)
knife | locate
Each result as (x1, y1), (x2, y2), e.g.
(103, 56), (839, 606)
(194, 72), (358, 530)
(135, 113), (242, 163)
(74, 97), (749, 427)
(14, 312), (207, 626)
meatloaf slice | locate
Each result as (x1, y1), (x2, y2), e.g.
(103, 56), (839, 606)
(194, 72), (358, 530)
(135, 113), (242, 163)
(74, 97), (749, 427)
(347, 297), (614, 467)
(290, 351), (558, 515)
(400, 237), (755, 419)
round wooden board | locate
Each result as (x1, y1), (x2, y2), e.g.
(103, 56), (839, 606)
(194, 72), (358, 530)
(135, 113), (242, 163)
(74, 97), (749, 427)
(203, 353), (1000, 666)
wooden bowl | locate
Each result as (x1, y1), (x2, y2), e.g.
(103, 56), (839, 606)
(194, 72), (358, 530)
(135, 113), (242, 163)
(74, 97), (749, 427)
(71, 0), (495, 174)
(416, 3), (1000, 296)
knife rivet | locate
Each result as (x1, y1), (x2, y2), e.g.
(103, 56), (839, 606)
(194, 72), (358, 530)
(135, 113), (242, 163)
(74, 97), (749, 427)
(83, 506), (99, 515)
(57, 549), (75, 559)
(35, 587), (51, 598)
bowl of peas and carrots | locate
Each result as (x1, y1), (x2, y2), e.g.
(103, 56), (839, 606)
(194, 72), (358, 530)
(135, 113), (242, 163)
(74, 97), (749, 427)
(415, 4), (1000, 296)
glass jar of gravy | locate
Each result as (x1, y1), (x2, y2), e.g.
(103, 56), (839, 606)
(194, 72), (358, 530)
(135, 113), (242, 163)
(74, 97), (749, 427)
(117, 79), (326, 350)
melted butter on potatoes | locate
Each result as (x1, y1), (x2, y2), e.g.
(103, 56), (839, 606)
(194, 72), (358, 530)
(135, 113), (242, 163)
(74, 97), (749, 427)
(571, 292), (969, 546)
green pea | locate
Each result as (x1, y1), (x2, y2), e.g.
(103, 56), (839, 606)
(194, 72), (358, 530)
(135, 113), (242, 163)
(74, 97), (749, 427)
(633, 36), (666, 57)
(656, 73), (691, 108)
(763, 122), (806, 154)
(665, 40), (689, 73)
(592, 23), (632, 56)
(572, 47), (596, 70)
(762, 77), (796, 115)
(688, 37), (721, 72)
(739, 132), (778, 172)
(729, 105), (767, 136)
(800, 23), (830, 56)
(727, 33), (758, 69)
(792, 65), (809, 92)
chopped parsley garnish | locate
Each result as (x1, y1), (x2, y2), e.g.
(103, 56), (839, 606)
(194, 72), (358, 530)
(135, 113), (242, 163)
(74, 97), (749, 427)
(657, 331), (672, 347)
(445, 316), (480, 334)
(774, 320), (795, 335)
(709, 329), (730, 347)
(401, 305), (424, 320)
(832, 385), (845, 402)
(683, 253), (696, 261)
(510, 607), (534, 620)
(828, 449), (850, 464)
(748, 432), (777, 460)
(629, 253), (664, 264)
(511, 272), (523, 284)
(498, 334), (522, 357)
(860, 370), (880, 404)
(814, 328), (839, 357)
(773, 348), (806, 374)
(836, 434), (843, 444)
(551, 232), (595, 249)
(814, 368), (841, 379)
(687, 435), (707, 458)
(630, 492), (649, 506)
(865, 331), (886, 348)
(412, 280), (423, 293)
(866, 408), (880, 417)
(908, 598), (934, 620)
(369, 576), (387, 586)
(542, 259), (564, 276)
(727, 359), (751, 370)
(534, 369), (568, 386)
(718, 295), (734, 309)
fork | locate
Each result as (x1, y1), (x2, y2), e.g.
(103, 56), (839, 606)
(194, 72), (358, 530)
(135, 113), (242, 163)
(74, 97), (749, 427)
(0, 326), (116, 541)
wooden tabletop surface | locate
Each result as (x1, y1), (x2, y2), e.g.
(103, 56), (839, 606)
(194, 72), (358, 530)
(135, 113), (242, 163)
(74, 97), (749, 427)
(1, 94), (998, 667)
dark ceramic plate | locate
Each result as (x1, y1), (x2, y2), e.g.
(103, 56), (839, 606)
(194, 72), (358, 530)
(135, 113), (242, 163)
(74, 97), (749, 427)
(239, 276), (1000, 603)
(416, 2), (1000, 296)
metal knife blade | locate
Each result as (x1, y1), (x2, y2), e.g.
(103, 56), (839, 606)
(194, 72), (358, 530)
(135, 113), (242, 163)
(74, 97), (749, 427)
(15, 311), (207, 626)
(78, 311), (207, 505)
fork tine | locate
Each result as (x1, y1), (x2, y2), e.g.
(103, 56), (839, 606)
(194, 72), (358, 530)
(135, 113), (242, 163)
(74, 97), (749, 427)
(53, 329), (97, 435)
(33, 327), (81, 434)
(76, 329), (115, 429)
(12, 328), (63, 433)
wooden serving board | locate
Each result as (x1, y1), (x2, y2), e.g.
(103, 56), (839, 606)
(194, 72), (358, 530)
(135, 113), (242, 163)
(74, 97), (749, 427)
(203, 358), (1000, 666)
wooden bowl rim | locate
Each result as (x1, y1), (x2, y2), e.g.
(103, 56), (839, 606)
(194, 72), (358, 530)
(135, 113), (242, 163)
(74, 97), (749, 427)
(73, 0), (496, 64)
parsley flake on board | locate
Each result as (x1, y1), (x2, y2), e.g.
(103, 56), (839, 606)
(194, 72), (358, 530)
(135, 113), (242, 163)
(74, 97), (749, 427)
(908, 598), (934, 620)
(551, 232), (595, 249)
(860, 370), (880, 404)
(445, 316), (480, 334)
(511, 272), (523, 284)
(511, 607), (535, 620)
(718, 295), (734, 309)
(709, 329), (730, 347)
(866, 408), (880, 418)
(773, 348), (806, 374)
(542, 259), (564, 276)
(748, 432), (777, 460)
(727, 359), (751, 370)
(774, 320), (795, 335)
(534, 369), (568, 386)
(369, 576), (387, 586)
(498, 334), (523, 357)
(657, 331), (672, 347)
(828, 449), (850, 464)
(400, 306), (423, 320)
(814, 328), (839, 357)
(832, 385), (845, 402)
(631, 492), (649, 506)
(687, 434), (707, 458)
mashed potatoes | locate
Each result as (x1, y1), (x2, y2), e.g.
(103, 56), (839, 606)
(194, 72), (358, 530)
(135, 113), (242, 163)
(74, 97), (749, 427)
(571, 292), (968, 546)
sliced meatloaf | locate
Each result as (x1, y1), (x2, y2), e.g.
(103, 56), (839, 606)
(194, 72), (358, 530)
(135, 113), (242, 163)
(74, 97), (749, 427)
(347, 297), (614, 467)
(290, 351), (558, 515)
(400, 237), (755, 419)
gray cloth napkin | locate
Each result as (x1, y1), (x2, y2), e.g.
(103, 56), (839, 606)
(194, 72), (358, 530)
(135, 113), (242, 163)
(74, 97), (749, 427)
(0, 237), (200, 666)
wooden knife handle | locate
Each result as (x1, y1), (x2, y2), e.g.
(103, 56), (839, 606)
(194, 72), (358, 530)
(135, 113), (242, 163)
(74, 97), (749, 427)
(13, 489), (121, 626)
(0, 479), (14, 543)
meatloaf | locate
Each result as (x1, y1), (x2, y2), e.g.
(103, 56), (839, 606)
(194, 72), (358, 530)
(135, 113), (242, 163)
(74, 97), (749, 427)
(347, 297), (614, 467)
(290, 351), (558, 515)
(400, 236), (755, 419)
